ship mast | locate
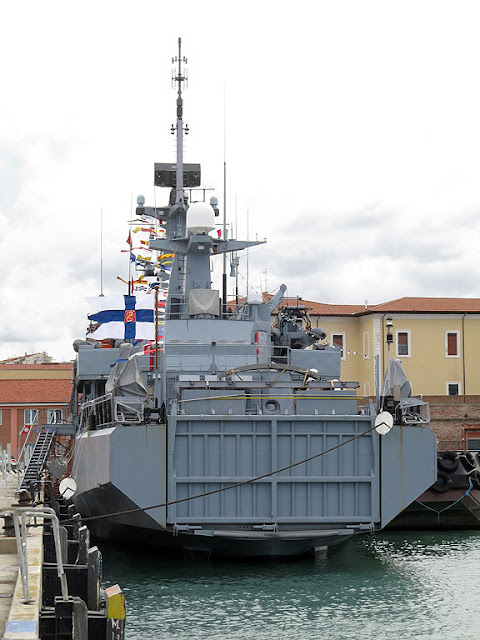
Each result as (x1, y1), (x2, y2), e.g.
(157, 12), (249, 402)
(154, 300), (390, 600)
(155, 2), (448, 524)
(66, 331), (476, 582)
(173, 37), (187, 205)
(147, 39), (266, 320)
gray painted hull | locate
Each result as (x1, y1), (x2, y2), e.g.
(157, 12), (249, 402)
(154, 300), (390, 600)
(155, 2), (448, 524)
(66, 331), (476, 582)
(75, 484), (354, 557)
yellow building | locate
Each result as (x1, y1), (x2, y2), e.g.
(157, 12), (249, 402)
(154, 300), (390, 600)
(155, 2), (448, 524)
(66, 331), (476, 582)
(302, 297), (480, 398)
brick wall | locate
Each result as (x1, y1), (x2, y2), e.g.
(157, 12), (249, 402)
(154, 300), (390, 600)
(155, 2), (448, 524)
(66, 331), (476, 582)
(424, 395), (480, 443)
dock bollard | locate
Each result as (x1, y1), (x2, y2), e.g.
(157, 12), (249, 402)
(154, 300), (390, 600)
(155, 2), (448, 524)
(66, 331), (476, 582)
(105, 584), (126, 640)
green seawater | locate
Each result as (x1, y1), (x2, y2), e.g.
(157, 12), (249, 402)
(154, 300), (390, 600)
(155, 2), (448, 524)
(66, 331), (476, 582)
(101, 531), (479, 639)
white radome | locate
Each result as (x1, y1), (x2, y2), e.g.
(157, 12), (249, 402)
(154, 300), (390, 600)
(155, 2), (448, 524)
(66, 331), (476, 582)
(186, 202), (215, 235)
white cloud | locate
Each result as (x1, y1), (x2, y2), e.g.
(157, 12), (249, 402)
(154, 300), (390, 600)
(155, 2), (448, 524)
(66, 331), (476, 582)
(1, 0), (480, 360)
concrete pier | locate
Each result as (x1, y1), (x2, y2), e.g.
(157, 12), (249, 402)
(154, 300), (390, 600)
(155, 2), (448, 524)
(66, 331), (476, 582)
(0, 459), (126, 639)
(0, 474), (42, 640)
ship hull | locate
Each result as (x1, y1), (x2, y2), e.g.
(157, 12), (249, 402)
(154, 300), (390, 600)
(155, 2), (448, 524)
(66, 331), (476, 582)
(74, 483), (354, 557)
(70, 418), (437, 557)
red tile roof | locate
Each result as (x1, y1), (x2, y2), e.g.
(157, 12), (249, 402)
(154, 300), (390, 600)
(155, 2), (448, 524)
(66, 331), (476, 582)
(230, 294), (480, 316)
(228, 295), (364, 316)
(299, 301), (365, 316)
(359, 297), (480, 314)
(0, 379), (72, 404)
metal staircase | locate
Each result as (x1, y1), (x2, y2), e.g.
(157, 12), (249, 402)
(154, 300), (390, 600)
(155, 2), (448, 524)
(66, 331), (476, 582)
(19, 427), (56, 491)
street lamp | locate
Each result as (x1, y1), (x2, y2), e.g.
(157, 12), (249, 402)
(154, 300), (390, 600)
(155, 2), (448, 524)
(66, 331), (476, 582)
(386, 316), (393, 390)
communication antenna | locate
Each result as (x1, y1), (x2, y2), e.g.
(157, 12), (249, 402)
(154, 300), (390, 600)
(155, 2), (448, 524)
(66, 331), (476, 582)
(246, 210), (249, 297)
(222, 81), (227, 315)
(100, 208), (104, 296)
(235, 195), (239, 305)
(172, 37), (188, 205)
(262, 268), (268, 293)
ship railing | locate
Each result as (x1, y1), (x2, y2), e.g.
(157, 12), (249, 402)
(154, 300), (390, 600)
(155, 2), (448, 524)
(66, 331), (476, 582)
(163, 342), (337, 372)
(166, 301), (268, 320)
(164, 342), (259, 372)
(396, 396), (430, 425)
(79, 393), (145, 429)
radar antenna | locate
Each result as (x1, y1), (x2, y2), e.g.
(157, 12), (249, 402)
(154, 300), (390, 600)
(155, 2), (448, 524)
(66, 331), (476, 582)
(172, 37), (188, 205)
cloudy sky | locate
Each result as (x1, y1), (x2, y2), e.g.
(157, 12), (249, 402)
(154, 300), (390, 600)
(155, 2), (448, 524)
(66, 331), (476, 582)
(1, 0), (480, 362)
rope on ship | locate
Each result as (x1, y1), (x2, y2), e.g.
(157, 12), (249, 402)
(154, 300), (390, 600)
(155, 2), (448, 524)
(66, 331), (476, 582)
(415, 476), (475, 523)
(62, 423), (378, 525)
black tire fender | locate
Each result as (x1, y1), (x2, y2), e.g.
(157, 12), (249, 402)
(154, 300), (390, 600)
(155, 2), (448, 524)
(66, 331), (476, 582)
(460, 452), (476, 472)
(432, 470), (453, 493)
(438, 451), (459, 472)
(471, 469), (480, 490)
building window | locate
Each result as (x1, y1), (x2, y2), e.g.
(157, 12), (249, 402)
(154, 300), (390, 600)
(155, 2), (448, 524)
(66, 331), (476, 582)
(0, 409), (2, 425)
(446, 331), (460, 357)
(446, 382), (461, 396)
(363, 382), (371, 397)
(47, 409), (62, 424)
(396, 330), (411, 357)
(331, 333), (346, 360)
(363, 331), (370, 359)
(24, 409), (38, 425)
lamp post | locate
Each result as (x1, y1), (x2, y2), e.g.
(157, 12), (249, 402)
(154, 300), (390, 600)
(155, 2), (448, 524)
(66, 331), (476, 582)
(386, 316), (393, 391)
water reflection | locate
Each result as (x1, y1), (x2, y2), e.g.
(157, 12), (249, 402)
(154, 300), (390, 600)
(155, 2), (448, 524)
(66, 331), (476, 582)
(100, 531), (480, 640)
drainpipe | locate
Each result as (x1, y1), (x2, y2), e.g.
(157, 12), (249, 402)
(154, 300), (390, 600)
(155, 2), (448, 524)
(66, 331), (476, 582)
(462, 313), (466, 399)
(381, 313), (386, 380)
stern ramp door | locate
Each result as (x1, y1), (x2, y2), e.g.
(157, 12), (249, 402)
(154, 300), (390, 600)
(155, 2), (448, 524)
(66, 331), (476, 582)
(167, 415), (380, 525)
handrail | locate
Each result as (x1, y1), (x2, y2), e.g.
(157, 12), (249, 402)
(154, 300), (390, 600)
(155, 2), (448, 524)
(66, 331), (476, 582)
(10, 507), (68, 603)
(17, 421), (37, 470)
(80, 393), (145, 428)
(18, 427), (57, 490)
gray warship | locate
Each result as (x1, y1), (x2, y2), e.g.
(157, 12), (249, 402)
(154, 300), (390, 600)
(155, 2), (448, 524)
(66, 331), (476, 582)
(68, 39), (437, 557)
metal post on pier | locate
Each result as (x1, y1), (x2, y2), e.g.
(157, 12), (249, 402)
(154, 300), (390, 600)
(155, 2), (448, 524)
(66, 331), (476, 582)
(105, 584), (126, 640)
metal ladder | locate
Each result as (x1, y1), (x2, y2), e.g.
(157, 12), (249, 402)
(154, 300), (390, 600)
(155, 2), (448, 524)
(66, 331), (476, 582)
(19, 427), (56, 491)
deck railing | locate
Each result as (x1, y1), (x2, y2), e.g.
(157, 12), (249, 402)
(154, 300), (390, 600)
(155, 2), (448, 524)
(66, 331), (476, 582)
(80, 394), (145, 429)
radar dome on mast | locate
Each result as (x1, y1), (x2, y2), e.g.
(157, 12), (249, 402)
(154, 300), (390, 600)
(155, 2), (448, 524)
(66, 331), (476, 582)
(186, 201), (215, 235)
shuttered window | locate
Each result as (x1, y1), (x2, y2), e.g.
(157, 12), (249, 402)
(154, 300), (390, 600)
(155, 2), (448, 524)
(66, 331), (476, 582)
(396, 331), (410, 356)
(331, 333), (345, 360)
(446, 331), (460, 357)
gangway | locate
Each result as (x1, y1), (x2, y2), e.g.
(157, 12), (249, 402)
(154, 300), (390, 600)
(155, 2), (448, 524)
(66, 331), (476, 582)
(19, 426), (56, 491)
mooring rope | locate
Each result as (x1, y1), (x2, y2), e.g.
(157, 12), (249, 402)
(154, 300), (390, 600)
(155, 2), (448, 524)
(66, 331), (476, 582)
(415, 476), (474, 524)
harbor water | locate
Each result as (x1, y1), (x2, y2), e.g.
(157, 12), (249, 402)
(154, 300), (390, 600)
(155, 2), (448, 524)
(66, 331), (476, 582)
(101, 530), (480, 639)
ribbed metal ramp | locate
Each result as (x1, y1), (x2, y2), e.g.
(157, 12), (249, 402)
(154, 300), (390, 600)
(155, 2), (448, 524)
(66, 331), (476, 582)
(19, 427), (56, 491)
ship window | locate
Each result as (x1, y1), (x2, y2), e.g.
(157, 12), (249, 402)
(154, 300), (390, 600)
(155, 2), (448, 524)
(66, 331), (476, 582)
(396, 331), (410, 357)
(446, 331), (460, 357)
(447, 382), (461, 396)
(331, 333), (346, 360)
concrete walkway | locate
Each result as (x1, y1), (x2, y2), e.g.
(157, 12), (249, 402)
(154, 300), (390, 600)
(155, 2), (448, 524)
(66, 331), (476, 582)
(0, 474), (43, 640)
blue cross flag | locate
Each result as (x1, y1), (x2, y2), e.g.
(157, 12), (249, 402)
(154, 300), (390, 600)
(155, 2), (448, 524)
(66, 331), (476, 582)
(86, 294), (156, 341)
